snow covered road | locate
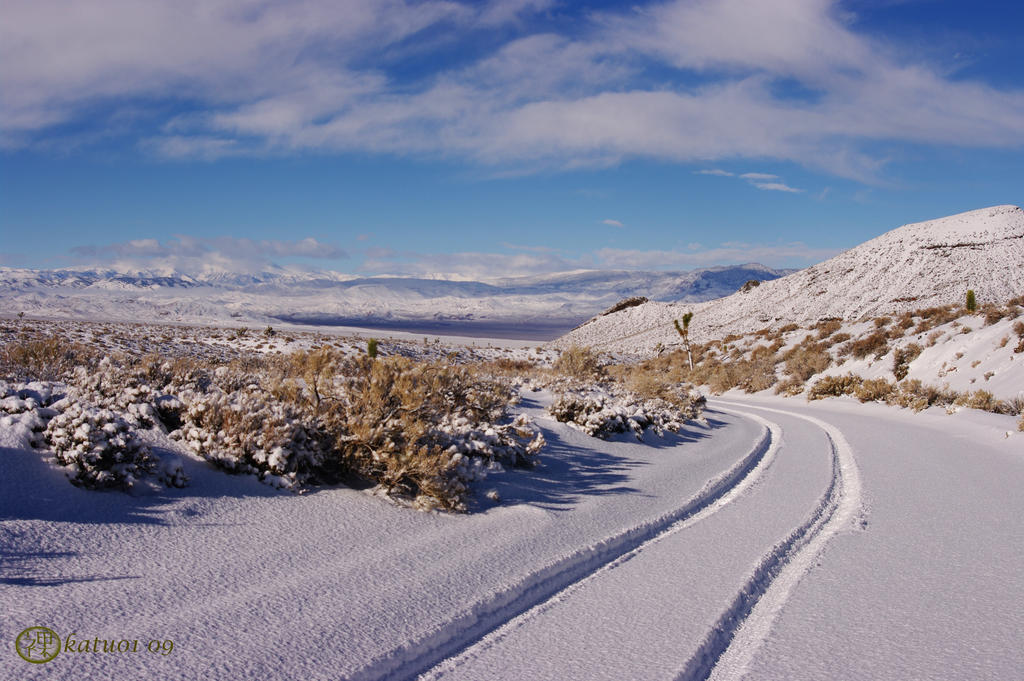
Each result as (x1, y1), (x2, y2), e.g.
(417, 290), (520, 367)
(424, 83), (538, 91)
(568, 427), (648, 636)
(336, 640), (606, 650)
(716, 397), (1024, 681)
(2, 393), (1022, 680)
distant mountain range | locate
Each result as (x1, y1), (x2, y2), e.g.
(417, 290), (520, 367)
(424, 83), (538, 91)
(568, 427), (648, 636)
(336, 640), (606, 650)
(560, 205), (1024, 353)
(0, 263), (792, 340)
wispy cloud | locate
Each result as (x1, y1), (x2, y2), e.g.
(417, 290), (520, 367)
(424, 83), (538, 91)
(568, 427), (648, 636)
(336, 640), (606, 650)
(594, 242), (837, 269)
(360, 248), (587, 280)
(751, 182), (804, 193)
(697, 168), (804, 193)
(3, 0), (1023, 180)
(602, 219), (624, 227)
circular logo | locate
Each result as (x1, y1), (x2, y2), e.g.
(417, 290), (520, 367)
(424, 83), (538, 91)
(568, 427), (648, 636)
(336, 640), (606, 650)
(15, 627), (61, 664)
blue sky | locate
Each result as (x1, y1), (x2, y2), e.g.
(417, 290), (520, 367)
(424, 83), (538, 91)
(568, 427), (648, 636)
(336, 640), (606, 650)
(1, 0), (1022, 279)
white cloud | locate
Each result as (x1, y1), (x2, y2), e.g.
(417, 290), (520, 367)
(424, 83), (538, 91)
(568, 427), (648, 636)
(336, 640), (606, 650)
(361, 249), (587, 279)
(69, 235), (347, 275)
(700, 167), (804, 193)
(602, 219), (624, 227)
(2, 0), (1023, 179)
(752, 181), (804, 193)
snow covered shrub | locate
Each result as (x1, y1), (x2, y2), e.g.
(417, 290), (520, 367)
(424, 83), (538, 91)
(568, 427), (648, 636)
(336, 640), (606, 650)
(891, 343), (922, 381)
(172, 381), (324, 490)
(553, 345), (604, 379)
(45, 402), (158, 490)
(0, 381), (63, 448)
(547, 383), (702, 440)
(807, 374), (861, 401)
(1019, 413), (1024, 432)
(65, 359), (164, 429)
(855, 378), (895, 403)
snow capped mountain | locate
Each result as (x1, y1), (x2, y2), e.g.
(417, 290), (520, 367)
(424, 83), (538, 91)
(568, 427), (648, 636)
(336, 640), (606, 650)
(0, 263), (789, 339)
(560, 205), (1024, 353)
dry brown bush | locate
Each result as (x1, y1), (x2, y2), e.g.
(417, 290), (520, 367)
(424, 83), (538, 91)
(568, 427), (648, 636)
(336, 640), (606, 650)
(807, 374), (861, 400)
(954, 390), (1010, 414)
(982, 304), (1011, 326)
(0, 337), (98, 381)
(553, 345), (604, 379)
(783, 342), (831, 382)
(774, 377), (805, 396)
(815, 319), (842, 339)
(887, 379), (958, 412)
(842, 331), (889, 360)
(891, 343), (922, 381)
(482, 357), (540, 377)
(828, 332), (852, 346)
(913, 305), (960, 333)
(742, 352), (779, 393)
(311, 356), (538, 510)
(855, 378), (895, 403)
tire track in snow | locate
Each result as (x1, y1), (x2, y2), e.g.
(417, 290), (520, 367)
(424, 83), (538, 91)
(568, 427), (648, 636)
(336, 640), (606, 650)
(419, 408), (782, 680)
(346, 411), (781, 681)
(676, 400), (864, 681)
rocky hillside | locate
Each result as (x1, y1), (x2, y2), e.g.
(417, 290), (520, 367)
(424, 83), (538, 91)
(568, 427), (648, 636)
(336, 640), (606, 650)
(560, 205), (1024, 355)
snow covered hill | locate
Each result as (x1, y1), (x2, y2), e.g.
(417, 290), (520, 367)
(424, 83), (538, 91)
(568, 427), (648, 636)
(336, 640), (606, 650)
(561, 205), (1024, 353)
(0, 264), (787, 339)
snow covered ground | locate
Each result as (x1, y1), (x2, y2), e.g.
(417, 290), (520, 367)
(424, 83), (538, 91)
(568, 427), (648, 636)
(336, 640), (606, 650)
(3, 387), (1021, 680)
(0, 264), (786, 340)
